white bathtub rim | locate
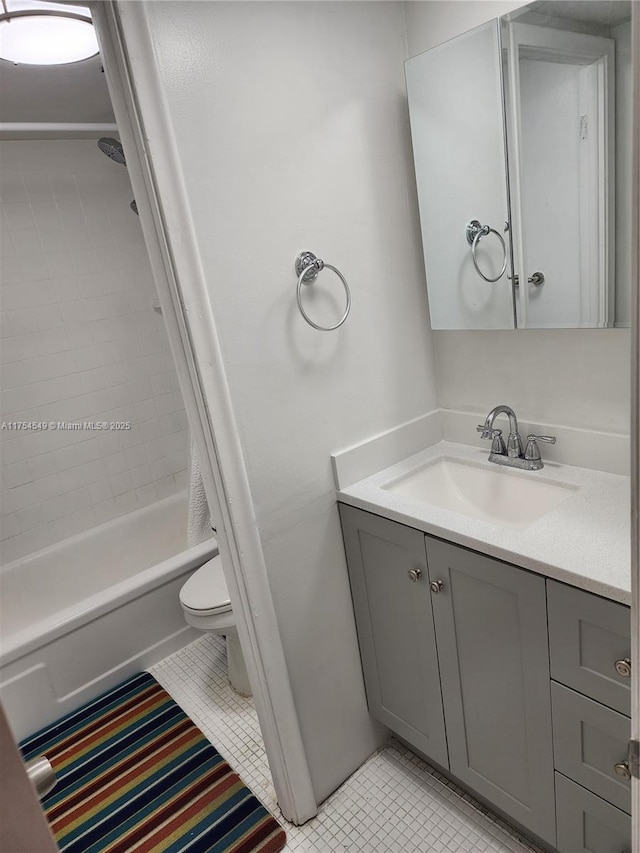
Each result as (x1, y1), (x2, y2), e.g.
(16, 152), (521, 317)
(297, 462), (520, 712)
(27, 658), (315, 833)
(0, 537), (217, 670)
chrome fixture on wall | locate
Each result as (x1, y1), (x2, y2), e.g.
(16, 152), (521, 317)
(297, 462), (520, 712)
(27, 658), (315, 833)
(294, 251), (351, 331)
(465, 219), (507, 283)
(97, 136), (126, 165)
(96, 137), (138, 214)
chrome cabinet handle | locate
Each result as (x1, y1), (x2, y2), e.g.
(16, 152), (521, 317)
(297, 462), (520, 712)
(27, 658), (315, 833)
(408, 569), (422, 582)
(614, 761), (631, 781)
(615, 657), (632, 678)
(429, 580), (444, 594)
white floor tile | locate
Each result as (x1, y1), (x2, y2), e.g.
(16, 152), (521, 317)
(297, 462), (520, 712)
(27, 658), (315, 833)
(149, 635), (544, 853)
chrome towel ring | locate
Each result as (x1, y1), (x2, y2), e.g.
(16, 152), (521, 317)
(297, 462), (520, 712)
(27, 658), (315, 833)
(295, 251), (351, 331)
(465, 220), (507, 283)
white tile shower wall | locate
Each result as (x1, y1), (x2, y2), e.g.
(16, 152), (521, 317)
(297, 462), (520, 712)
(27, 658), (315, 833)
(0, 140), (189, 563)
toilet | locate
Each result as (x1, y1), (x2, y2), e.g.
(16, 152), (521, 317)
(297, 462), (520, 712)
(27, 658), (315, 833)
(179, 555), (251, 697)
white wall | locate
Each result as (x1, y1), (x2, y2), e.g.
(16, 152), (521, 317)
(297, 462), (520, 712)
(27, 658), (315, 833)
(404, 1), (630, 439)
(434, 330), (629, 433)
(132, 0), (439, 803)
(0, 140), (189, 564)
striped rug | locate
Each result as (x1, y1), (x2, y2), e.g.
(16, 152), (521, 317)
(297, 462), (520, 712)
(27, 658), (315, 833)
(20, 672), (286, 853)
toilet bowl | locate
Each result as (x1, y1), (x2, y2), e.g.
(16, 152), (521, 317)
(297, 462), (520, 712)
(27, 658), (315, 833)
(179, 555), (251, 697)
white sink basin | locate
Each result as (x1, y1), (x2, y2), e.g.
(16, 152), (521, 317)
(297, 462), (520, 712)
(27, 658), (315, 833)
(383, 457), (578, 529)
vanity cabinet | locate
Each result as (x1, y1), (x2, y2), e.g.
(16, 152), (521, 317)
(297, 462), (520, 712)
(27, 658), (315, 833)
(338, 505), (448, 768)
(339, 504), (556, 847)
(555, 774), (632, 853)
(426, 537), (556, 844)
(551, 682), (631, 814)
(547, 580), (632, 716)
(547, 581), (632, 852)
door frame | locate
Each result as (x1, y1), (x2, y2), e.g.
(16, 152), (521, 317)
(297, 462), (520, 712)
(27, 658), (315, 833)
(505, 22), (615, 328)
(90, 0), (318, 826)
(631, 5), (640, 849)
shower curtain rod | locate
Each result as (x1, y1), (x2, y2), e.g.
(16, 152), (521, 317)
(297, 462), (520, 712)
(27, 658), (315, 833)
(0, 122), (118, 133)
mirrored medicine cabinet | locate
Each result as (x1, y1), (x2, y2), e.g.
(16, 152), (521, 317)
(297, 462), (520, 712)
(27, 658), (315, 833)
(405, 0), (632, 330)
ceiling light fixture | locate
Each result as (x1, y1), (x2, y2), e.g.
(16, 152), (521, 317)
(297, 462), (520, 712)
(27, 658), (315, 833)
(0, 1), (98, 65)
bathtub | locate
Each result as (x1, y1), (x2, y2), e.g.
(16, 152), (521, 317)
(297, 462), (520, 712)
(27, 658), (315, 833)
(0, 492), (217, 741)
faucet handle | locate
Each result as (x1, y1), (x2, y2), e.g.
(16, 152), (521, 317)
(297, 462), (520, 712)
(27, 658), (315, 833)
(524, 434), (556, 462)
(476, 424), (495, 439)
(477, 425), (507, 454)
(490, 428), (506, 455)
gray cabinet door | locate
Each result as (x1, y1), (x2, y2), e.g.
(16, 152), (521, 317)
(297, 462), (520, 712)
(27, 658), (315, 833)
(551, 682), (631, 814)
(427, 536), (556, 847)
(555, 773), (632, 853)
(339, 504), (448, 768)
(547, 580), (631, 715)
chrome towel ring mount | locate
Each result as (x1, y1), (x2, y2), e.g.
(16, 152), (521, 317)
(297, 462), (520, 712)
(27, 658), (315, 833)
(465, 219), (507, 283)
(295, 251), (351, 331)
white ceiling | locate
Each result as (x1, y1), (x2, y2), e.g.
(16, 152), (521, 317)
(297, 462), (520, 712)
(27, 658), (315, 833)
(0, 52), (115, 125)
(520, 0), (631, 28)
(0, 1), (630, 130)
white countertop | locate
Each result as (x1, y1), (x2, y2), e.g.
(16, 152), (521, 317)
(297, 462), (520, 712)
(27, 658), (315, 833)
(337, 441), (631, 605)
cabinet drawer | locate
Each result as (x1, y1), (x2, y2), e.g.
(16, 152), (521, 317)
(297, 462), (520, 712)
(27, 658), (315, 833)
(555, 773), (631, 853)
(551, 682), (631, 814)
(547, 580), (631, 715)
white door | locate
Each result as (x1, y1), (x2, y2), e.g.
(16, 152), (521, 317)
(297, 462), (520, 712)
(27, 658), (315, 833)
(506, 23), (615, 328)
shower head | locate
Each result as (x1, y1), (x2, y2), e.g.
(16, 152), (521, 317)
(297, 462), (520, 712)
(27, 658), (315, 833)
(97, 138), (136, 215)
(97, 137), (126, 166)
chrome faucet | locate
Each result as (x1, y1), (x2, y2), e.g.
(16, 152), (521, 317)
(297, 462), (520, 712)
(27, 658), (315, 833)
(476, 405), (556, 471)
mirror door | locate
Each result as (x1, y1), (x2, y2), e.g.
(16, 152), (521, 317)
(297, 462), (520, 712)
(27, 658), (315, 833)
(404, 1), (631, 331)
(405, 21), (516, 330)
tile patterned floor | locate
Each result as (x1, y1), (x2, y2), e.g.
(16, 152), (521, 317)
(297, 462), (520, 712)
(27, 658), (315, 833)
(149, 635), (545, 853)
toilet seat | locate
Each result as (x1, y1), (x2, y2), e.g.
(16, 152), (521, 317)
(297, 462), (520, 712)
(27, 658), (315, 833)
(178, 554), (251, 696)
(179, 555), (231, 615)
